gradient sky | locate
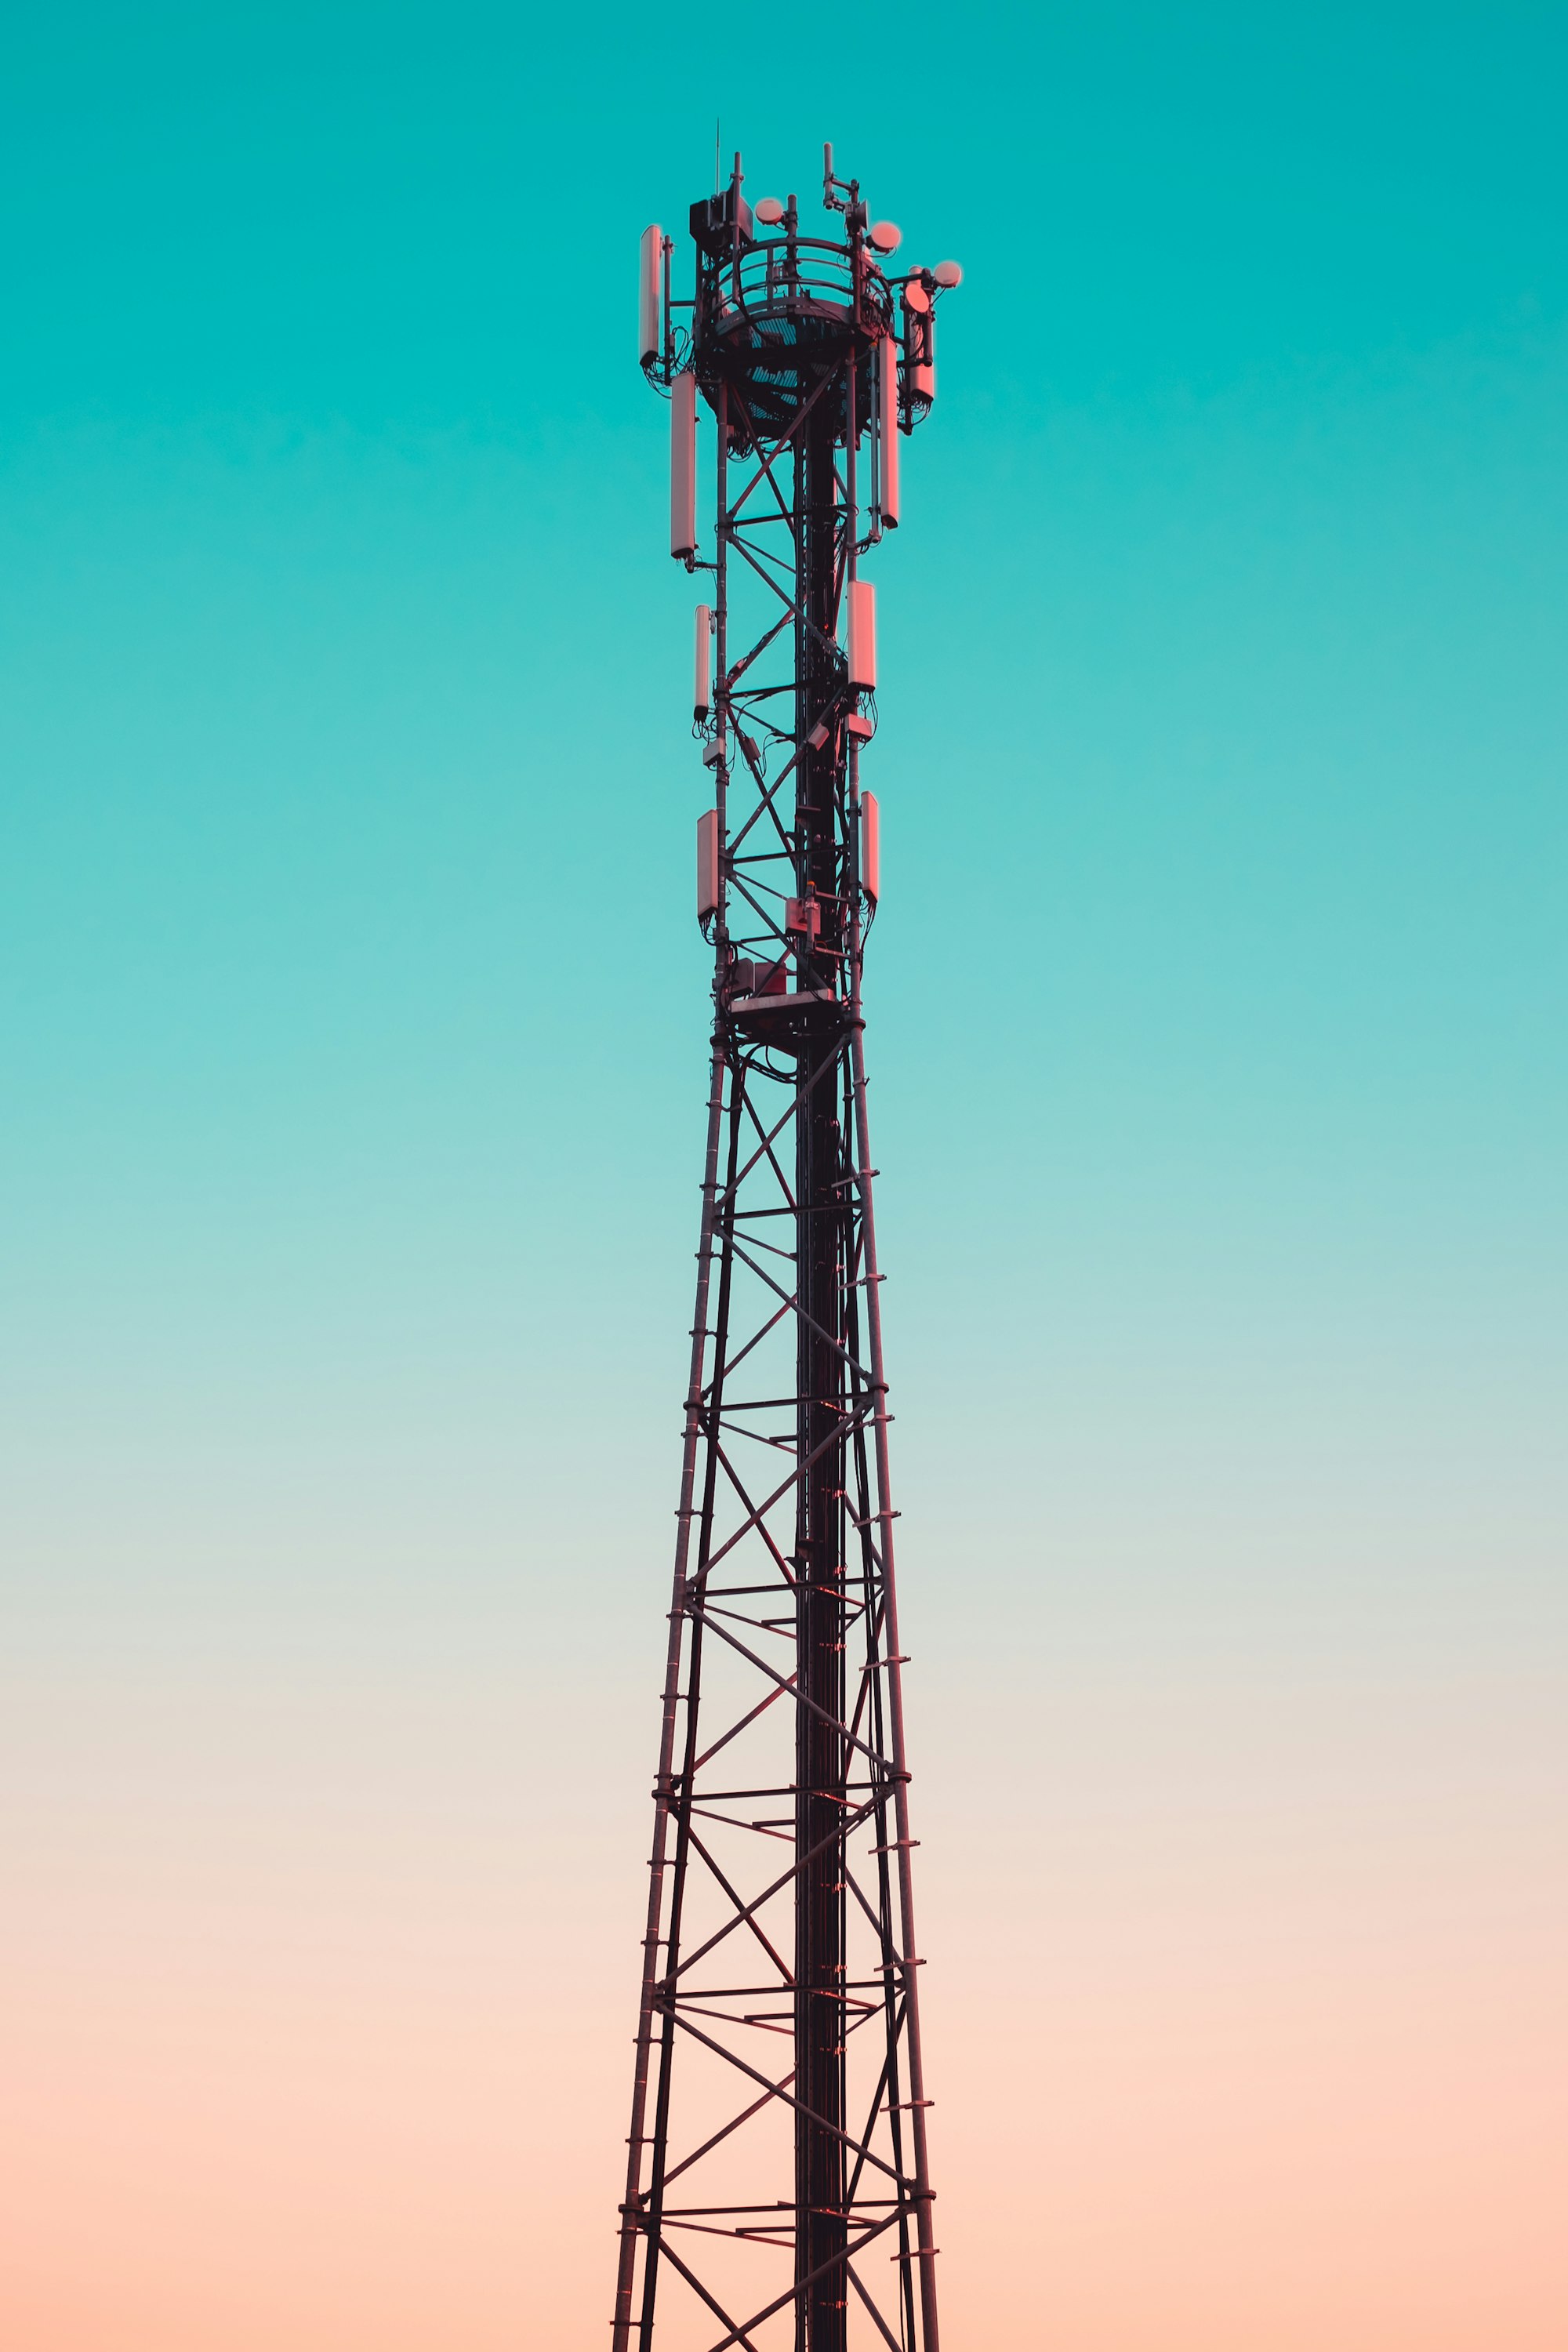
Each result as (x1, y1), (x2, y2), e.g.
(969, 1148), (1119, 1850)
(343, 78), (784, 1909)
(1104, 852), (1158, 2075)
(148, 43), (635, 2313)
(2, 5), (1565, 2347)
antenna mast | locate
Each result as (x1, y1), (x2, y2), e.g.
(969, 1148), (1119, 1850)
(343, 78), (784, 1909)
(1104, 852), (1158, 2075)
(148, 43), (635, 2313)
(619, 150), (961, 2352)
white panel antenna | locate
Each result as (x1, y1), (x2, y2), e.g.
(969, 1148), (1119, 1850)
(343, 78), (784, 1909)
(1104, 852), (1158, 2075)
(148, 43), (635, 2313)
(693, 604), (712, 720)
(878, 332), (900, 528)
(847, 578), (877, 693)
(902, 280), (934, 407)
(860, 790), (880, 901)
(639, 225), (663, 365)
(670, 372), (697, 560)
(695, 807), (720, 920)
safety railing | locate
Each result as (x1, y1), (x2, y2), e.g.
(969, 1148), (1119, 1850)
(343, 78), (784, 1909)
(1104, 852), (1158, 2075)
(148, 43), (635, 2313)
(711, 236), (895, 332)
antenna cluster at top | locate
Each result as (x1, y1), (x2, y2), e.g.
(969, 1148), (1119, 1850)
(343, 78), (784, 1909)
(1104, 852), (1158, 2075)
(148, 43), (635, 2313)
(637, 143), (961, 449)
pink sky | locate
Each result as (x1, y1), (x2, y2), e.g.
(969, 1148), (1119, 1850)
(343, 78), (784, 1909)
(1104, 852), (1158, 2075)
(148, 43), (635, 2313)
(5, 1633), (1563, 2350)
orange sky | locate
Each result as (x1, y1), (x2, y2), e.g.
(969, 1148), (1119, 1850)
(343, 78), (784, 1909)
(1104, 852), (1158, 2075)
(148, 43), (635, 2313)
(5, 1637), (1564, 2349)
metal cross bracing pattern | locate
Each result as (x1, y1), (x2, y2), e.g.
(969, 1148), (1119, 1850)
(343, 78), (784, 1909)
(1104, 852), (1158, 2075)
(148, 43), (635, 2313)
(614, 146), (960, 2352)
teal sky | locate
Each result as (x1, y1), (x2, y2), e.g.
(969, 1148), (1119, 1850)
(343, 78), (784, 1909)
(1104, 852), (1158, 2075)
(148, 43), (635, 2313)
(3, 7), (1565, 2347)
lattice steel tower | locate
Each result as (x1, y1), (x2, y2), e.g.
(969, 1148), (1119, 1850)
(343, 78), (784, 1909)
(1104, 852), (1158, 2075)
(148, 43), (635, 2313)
(614, 147), (961, 2352)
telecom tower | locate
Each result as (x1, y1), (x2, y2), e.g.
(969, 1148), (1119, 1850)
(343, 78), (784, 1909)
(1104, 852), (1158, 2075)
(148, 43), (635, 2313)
(614, 147), (960, 2352)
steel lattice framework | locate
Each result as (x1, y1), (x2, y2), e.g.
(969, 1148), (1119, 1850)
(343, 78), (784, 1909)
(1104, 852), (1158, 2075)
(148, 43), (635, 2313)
(613, 148), (957, 2352)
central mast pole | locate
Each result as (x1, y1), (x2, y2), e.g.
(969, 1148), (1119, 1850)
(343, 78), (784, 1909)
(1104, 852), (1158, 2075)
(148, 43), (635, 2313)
(795, 386), (848, 2352)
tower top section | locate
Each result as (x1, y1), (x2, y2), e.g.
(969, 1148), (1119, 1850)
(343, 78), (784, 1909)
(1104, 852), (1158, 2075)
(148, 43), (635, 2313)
(639, 142), (961, 445)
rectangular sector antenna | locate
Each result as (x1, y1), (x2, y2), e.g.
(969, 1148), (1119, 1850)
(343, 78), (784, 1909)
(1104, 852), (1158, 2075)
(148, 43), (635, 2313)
(903, 279), (934, 405)
(670, 372), (697, 560)
(847, 578), (877, 692)
(861, 791), (880, 901)
(878, 332), (900, 524)
(638, 225), (662, 365)
(695, 807), (720, 920)
(693, 604), (712, 720)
